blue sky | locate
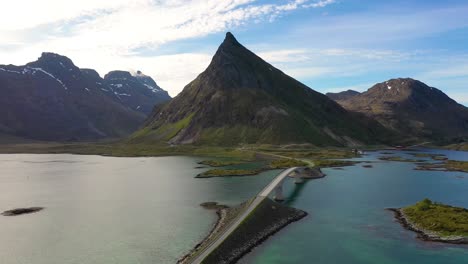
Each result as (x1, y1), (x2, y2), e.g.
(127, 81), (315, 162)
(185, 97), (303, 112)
(1, 0), (467, 104)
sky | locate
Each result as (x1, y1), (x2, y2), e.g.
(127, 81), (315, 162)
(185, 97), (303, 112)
(1, 0), (467, 104)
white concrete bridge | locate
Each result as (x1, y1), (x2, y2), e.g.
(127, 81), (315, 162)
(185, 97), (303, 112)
(259, 166), (309, 201)
(189, 166), (311, 264)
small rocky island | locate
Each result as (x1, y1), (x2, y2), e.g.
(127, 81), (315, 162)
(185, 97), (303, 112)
(2, 207), (44, 216)
(389, 199), (468, 244)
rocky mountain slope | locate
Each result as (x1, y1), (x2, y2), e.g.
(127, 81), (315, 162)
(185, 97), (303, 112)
(103, 70), (170, 115)
(326, 90), (360, 102)
(132, 33), (392, 146)
(0, 52), (170, 141)
(332, 78), (468, 142)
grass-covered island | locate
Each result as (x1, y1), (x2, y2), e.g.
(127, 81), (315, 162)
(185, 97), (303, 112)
(313, 159), (358, 168)
(196, 168), (265, 178)
(379, 156), (425, 163)
(269, 158), (308, 169)
(389, 199), (468, 244)
(416, 160), (468, 173)
(198, 160), (244, 167)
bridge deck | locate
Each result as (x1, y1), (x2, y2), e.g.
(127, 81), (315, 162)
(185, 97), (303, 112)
(258, 167), (297, 197)
(190, 167), (299, 263)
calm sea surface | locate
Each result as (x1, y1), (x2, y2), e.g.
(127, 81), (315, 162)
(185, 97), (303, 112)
(0, 149), (467, 263)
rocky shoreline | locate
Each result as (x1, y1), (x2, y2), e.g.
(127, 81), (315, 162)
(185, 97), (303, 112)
(177, 203), (231, 264)
(202, 198), (307, 264)
(178, 198), (307, 264)
(211, 207), (306, 264)
(388, 208), (468, 244)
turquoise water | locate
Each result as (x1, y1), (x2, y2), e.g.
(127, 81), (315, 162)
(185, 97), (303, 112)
(0, 149), (467, 263)
(240, 149), (468, 264)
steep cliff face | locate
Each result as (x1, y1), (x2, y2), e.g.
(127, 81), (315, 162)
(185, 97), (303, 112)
(133, 33), (392, 146)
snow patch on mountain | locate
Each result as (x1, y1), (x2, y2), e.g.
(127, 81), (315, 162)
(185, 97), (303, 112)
(27, 67), (68, 90)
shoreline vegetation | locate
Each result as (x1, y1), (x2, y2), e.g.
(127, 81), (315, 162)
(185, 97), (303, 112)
(388, 199), (468, 244)
(0, 142), (370, 159)
(197, 160), (244, 167)
(197, 168), (265, 178)
(378, 153), (468, 173)
(416, 160), (468, 173)
(379, 156), (425, 163)
(196, 158), (338, 178)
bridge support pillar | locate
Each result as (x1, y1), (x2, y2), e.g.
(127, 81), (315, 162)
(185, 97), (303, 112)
(274, 184), (284, 201)
(293, 173), (304, 184)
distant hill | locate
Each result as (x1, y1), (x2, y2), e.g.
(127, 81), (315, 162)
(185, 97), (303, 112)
(331, 78), (468, 142)
(0, 52), (170, 141)
(326, 90), (360, 102)
(131, 32), (393, 146)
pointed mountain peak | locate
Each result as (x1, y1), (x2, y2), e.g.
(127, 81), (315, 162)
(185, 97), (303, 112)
(224, 32), (237, 43)
(219, 32), (242, 49)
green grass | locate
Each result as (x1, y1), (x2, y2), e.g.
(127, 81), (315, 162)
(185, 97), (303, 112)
(444, 160), (468, 172)
(312, 159), (358, 168)
(255, 147), (360, 160)
(403, 199), (468, 237)
(379, 156), (424, 162)
(416, 160), (468, 173)
(128, 113), (195, 143)
(196, 168), (265, 178)
(198, 160), (243, 167)
(443, 142), (468, 151)
(269, 158), (308, 169)
(411, 153), (447, 160)
(0, 143), (259, 160)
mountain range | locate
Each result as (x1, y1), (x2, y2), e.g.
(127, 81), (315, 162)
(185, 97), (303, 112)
(0, 52), (170, 141)
(131, 33), (393, 146)
(327, 78), (468, 142)
(1, 34), (466, 146)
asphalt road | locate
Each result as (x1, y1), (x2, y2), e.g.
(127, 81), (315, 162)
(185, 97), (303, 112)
(190, 167), (298, 264)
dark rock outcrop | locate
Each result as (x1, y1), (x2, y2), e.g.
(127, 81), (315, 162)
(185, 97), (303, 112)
(2, 207), (44, 216)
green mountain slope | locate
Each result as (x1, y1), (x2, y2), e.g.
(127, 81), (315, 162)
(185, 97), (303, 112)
(131, 33), (393, 146)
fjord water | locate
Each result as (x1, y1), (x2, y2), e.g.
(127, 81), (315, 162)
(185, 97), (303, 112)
(0, 150), (467, 264)
(0, 154), (278, 264)
(240, 149), (468, 264)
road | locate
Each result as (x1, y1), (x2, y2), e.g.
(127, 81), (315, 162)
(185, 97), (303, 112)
(190, 167), (298, 264)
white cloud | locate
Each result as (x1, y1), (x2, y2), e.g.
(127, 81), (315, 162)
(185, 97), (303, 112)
(257, 49), (310, 63)
(304, 0), (335, 8)
(419, 64), (468, 79)
(0, 0), (336, 96)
